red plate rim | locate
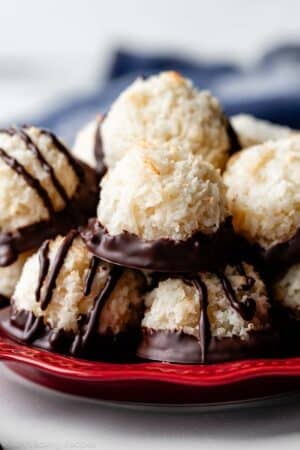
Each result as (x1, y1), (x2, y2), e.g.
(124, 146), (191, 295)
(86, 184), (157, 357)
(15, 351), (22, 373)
(1, 333), (300, 386)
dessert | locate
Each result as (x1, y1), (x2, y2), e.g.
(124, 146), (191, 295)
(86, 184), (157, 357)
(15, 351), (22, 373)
(231, 114), (295, 148)
(0, 251), (33, 307)
(82, 142), (237, 272)
(72, 116), (106, 177)
(223, 137), (300, 276)
(0, 125), (98, 268)
(0, 73), (295, 366)
(274, 264), (300, 319)
(4, 232), (145, 359)
(99, 71), (239, 171)
(138, 262), (277, 363)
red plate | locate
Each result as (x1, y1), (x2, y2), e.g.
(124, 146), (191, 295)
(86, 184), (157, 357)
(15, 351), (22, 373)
(1, 315), (300, 407)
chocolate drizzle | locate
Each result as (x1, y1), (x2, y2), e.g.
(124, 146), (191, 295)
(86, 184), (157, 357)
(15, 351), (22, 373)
(35, 240), (50, 302)
(22, 312), (43, 342)
(0, 147), (54, 216)
(2, 127), (69, 205)
(40, 230), (78, 310)
(93, 117), (107, 178)
(192, 276), (209, 363)
(217, 272), (256, 321)
(4, 235), (125, 358)
(71, 265), (123, 356)
(0, 160), (98, 267)
(38, 128), (84, 180)
(84, 256), (100, 296)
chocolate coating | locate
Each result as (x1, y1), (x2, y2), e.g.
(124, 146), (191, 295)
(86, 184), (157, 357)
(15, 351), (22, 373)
(225, 116), (241, 156)
(0, 307), (140, 361)
(81, 217), (238, 272)
(257, 227), (300, 280)
(0, 162), (98, 267)
(137, 329), (280, 364)
(93, 117), (107, 178)
(0, 294), (9, 309)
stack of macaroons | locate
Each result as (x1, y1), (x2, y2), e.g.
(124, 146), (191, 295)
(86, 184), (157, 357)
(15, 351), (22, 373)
(224, 136), (300, 350)
(80, 139), (277, 363)
(76, 72), (279, 364)
(0, 125), (98, 306)
(1, 72), (293, 364)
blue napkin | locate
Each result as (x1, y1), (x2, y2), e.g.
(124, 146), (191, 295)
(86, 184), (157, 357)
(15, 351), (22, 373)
(35, 45), (300, 144)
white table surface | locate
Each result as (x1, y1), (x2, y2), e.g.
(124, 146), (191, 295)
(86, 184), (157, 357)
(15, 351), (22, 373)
(1, 0), (300, 448)
(1, 363), (300, 450)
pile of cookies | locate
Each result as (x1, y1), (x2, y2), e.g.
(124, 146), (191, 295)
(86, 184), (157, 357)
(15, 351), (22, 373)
(1, 71), (300, 364)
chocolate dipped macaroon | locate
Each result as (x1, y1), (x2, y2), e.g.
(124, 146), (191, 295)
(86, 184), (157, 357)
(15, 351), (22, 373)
(82, 142), (237, 272)
(271, 263), (300, 354)
(2, 232), (145, 360)
(224, 137), (300, 278)
(0, 125), (98, 268)
(138, 262), (278, 364)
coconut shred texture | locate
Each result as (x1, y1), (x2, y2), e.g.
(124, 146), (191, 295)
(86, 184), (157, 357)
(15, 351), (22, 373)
(0, 126), (79, 232)
(224, 137), (300, 249)
(142, 263), (271, 339)
(12, 235), (144, 335)
(98, 142), (228, 242)
(101, 71), (233, 171)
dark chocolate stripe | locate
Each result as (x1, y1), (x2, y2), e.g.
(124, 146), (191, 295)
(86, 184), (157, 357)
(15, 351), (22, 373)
(17, 128), (69, 205)
(35, 240), (50, 302)
(38, 129), (84, 180)
(0, 147), (54, 216)
(71, 266), (123, 355)
(84, 256), (100, 296)
(217, 272), (256, 321)
(23, 312), (44, 342)
(0, 294), (9, 308)
(93, 117), (107, 178)
(236, 262), (255, 290)
(226, 117), (241, 155)
(192, 276), (210, 364)
(40, 230), (78, 310)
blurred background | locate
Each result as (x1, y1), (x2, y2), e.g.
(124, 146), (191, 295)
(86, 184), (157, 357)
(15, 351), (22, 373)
(2, 0), (300, 141)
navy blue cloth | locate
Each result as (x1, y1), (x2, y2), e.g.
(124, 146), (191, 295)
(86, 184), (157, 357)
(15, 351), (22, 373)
(32, 45), (300, 144)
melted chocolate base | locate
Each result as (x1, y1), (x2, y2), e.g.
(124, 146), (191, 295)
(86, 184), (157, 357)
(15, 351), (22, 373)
(0, 162), (98, 267)
(81, 217), (239, 272)
(226, 117), (241, 156)
(0, 308), (140, 362)
(0, 294), (9, 309)
(256, 227), (300, 280)
(137, 329), (280, 364)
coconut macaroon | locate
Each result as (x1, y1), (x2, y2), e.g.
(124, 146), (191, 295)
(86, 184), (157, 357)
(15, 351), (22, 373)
(231, 114), (295, 149)
(224, 137), (300, 257)
(101, 71), (238, 171)
(0, 251), (33, 305)
(0, 125), (98, 267)
(138, 263), (277, 363)
(4, 232), (145, 359)
(83, 142), (236, 272)
(72, 116), (106, 177)
(273, 263), (300, 320)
